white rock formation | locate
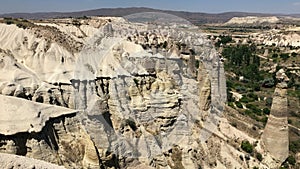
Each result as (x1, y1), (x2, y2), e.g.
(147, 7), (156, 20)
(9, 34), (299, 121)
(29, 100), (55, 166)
(0, 95), (77, 135)
(261, 70), (289, 168)
(225, 16), (279, 25)
(0, 153), (65, 169)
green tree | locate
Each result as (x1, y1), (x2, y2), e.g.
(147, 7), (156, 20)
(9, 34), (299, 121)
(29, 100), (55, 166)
(241, 140), (253, 153)
(222, 45), (261, 81)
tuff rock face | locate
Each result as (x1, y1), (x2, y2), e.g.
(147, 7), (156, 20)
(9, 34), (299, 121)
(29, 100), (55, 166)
(261, 69), (289, 168)
(0, 14), (283, 169)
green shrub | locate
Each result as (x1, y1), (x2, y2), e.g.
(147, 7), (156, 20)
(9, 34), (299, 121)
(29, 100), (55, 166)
(247, 92), (258, 100)
(287, 155), (296, 165)
(263, 108), (270, 115)
(272, 53), (278, 58)
(245, 110), (252, 116)
(228, 102), (235, 108)
(265, 97), (273, 106)
(252, 83), (261, 91)
(16, 23), (27, 29)
(260, 116), (268, 125)
(289, 140), (300, 153)
(261, 78), (275, 88)
(246, 104), (262, 115)
(235, 101), (243, 108)
(5, 20), (13, 25)
(280, 53), (290, 61)
(240, 96), (251, 103)
(236, 86), (247, 93)
(241, 140), (253, 153)
(72, 19), (81, 26)
(215, 35), (233, 47)
(288, 77), (295, 88)
(256, 152), (263, 161)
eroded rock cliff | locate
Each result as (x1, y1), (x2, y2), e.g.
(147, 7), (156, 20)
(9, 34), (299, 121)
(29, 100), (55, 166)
(0, 14), (282, 169)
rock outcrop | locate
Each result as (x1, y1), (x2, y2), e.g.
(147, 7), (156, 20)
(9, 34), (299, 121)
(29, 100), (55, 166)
(0, 95), (77, 135)
(0, 153), (65, 169)
(225, 16), (279, 25)
(261, 69), (289, 168)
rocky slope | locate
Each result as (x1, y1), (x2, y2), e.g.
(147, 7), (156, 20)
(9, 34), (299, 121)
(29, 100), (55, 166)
(0, 15), (287, 169)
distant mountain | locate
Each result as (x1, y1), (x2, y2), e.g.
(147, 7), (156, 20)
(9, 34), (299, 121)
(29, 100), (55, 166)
(0, 7), (298, 24)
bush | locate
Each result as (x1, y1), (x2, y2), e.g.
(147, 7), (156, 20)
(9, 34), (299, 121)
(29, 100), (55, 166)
(265, 97), (273, 106)
(260, 116), (268, 125)
(236, 86), (247, 93)
(16, 23), (27, 29)
(240, 96), (251, 103)
(72, 19), (81, 26)
(280, 53), (290, 61)
(256, 152), (263, 161)
(235, 101), (243, 108)
(5, 20), (13, 25)
(289, 140), (300, 153)
(252, 83), (261, 91)
(241, 140), (253, 153)
(291, 52), (297, 57)
(287, 155), (296, 165)
(215, 35), (233, 47)
(272, 53), (278, 58)
(263, 108), (270, 115)
(245, 110), (253, 116)
(247, 92), (258, 100)
(246, 104), (262, 115)
(261, 78), (275, 88)
(228, 102), (235, 108)
(288, 77), (295, 88)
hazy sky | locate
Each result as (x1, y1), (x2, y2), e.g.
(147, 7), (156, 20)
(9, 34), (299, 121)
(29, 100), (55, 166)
(0, 0), (299, 14)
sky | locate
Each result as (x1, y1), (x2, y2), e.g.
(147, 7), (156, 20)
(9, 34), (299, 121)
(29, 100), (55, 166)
(0, 0), (300, 14)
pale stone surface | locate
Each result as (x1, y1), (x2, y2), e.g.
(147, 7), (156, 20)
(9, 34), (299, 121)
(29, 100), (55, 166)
(0, 95), (77, 135)
(225, 16), (279, 25)
(261, 87), (289, 166)
(0, 153), (65, 169)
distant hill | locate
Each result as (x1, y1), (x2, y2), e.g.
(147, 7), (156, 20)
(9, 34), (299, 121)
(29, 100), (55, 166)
(0, 7), (298, 24)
